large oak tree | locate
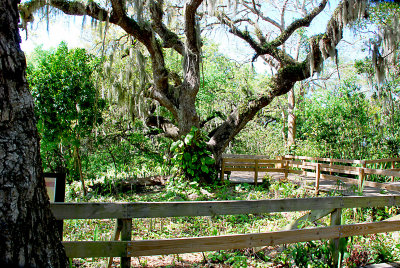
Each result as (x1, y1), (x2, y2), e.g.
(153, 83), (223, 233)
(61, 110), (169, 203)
(19, 0), (396, 165)
(0, 0), (67, 266)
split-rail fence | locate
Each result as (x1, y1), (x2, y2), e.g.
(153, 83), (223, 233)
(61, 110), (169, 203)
(51, 195), (400, 267)
(51, 155), (400, 267)
(221, 155), (400, 194)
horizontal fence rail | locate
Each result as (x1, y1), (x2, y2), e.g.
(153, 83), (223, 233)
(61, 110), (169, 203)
(222, 153), (270, 159)
(62, 220), (400, 257)
(51, 196), (400, 220)
(364, 158), (400, 164)
(284, 155), (365, 164)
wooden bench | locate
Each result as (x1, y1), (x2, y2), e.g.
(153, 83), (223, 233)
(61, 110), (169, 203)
(220, 154), (287, 185)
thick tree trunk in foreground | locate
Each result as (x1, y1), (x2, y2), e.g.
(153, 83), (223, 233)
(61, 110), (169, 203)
(0, 0), (68, 266)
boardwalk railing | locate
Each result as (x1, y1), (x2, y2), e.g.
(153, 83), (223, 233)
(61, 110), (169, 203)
(52, 196), (400, 267)
(284, 155), (400, 194)
(221, 155), (400, 193)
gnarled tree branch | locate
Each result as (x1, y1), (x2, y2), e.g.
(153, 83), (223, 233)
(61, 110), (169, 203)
(218, 13), (295, 65)
(19, 0), (110, 23)
(184, 0), (203, 52)
(269, 0), (328, 48)
(150, 0), (185, 55)
(241, 1), (283, 31)
(145, 115), (180, 140)
(145, 86), (179, 118)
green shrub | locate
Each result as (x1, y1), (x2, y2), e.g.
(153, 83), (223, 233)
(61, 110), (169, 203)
(170, 127), (216, 183)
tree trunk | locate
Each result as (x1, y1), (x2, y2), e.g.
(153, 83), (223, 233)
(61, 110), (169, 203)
(287, 88), (296, 149)
(177, 50), (200, 136)
(178, 1), (202, 136)
(0, 0), (68, 266)
(74, 146), (87, 196)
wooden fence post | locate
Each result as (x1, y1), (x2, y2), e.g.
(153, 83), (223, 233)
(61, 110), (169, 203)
(277, 156), (283, 169)
(392, 161), (395, 182)
(358, 167), (365, 192)
(284, 160), (288, 181)
(315, 164), (321, 196)
(254, 159), (259, 186)
(330, 208), (342, 267)
(120, 218), (132, 268)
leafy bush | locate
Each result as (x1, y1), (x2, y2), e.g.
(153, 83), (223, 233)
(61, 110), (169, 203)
(207, 250), (248, 268)
(344, 249), (370, 268)
(27, 42), (106, 182)
(295, 80), (400, 160)
(170, 127), (216, 183)
(290, 241), (332, 268)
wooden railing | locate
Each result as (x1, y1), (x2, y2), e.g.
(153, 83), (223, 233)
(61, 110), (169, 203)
(221, 155), (400, 194)
(52, 196), (400, 267)
(284, 155), (400, 194)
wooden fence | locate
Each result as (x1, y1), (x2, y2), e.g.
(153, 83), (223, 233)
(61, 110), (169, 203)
(285, 155), (400, 194)
(51, 195), (400, 267)
(221, 155), (400, 193)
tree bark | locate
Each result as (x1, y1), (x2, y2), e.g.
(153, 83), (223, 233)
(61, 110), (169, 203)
(0, 0), (68, 266)
(287, 88), (296, 148)
(177, 0), (202, 135)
